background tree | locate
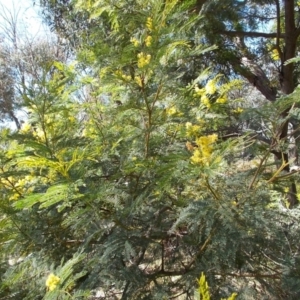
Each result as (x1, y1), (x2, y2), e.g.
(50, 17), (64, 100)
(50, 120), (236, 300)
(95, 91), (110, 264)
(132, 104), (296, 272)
(192, 0), (300, 206)
(0, 4), (23, 129)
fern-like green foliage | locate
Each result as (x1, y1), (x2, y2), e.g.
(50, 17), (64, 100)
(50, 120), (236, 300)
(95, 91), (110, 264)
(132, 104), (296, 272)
(1, 0), (300, 299)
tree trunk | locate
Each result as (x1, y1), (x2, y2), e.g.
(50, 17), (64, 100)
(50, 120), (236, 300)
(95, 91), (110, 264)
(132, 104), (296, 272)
(278, 0), (298, 207)
(232, 0), (299, 207)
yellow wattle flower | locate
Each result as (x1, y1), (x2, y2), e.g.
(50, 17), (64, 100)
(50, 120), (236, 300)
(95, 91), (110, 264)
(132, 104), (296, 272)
(137, 52), (151, 68)
(146, 17), (153, 31)
(191, 134), (218, 166)
(271, 48), (280, 61)
(135, 76), (143, 87)
(46, 273), (60, 291)
(166, 106), (177, 116)
(185, 122), (201, 137)
(130, 37), (139, 47)
(191, 149), (202, 164)
(145, 35), (152, 47)
(216, 96), (227, 104)
(20, 122), (31, 133)
(201, 95), (211, 108)
(205, 79), (217, 94)
(233, 107), (243, 114)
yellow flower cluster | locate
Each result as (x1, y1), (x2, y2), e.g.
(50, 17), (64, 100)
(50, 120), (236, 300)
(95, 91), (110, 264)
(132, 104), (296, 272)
(0, 175), (34, 200)
(20, 119), (58, 140)
(146, 17), (153, 31)
(194, 77), (228, 108)
(194, 86), (205, 96)
(115, 70), (131, 82)
(191, 134), (218, 165)
(46, 273), (60, 291)
(68, 115), (76, 123)
(205, 79), (217, 94)
(137, 52), (151, 68)
(201, 95), (211, 108)
(20, 122), (31, 133)
(216, 95), (227, 104)
(271, 48), (280, 61)
(135, 75), (143, 87)
(185, 122), (201, 137)
(233, 107), (243, 114)
(166, 106), (177, 116)
(130, 37), (140, 47)
(99, 67), (109, 79)
(145, 35), (152, 47)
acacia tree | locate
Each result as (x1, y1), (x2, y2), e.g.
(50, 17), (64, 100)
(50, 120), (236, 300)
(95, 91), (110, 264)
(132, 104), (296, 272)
(0, 41), (87, 298)
(1, 0), (300, 299)
(39, 0), (300, 207)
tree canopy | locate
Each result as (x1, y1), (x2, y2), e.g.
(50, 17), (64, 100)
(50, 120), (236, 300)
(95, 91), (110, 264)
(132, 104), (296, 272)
(1, 0), (300, 299)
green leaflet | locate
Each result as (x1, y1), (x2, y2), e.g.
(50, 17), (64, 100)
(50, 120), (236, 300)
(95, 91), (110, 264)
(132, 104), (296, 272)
(13, 184), (83, 209)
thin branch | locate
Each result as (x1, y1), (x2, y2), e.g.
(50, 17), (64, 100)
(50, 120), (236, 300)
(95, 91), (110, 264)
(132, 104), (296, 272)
(145, 268), (187, 278)
(205, 177), (220, 201)
(212, 272), (280, 279)
(120, 281), (130, 300)
(219, 30), (284, 39)
(267, 154), (290, 183)
(248, 150), (271, 190)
